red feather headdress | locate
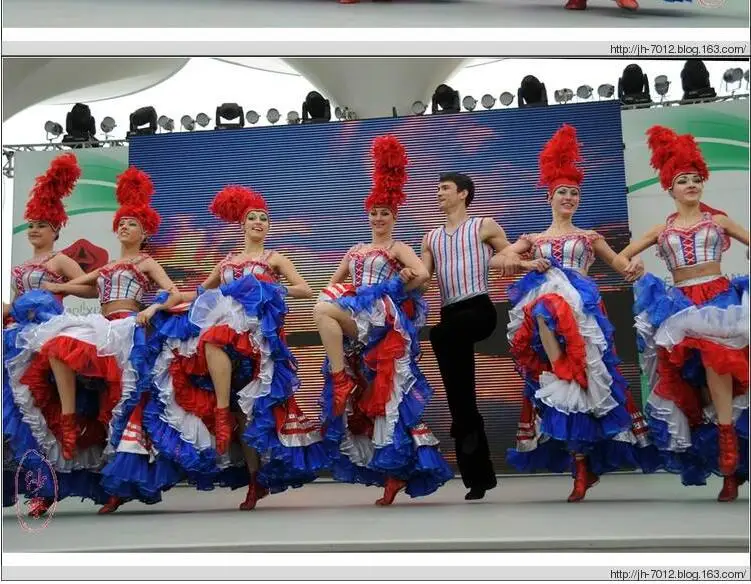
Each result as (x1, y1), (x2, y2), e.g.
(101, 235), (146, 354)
(24, 153), (81, 230)
(364, 135), (408, 215)
(646, 125), (709, 191)
(112, 167), (161, 234)
(210, 185), (268, 224)
(538, 124), (584, 197)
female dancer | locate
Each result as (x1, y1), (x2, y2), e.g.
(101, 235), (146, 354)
(146, 184), (327, 511)
(502, 124), (661, 502)
(617, 125), (749, 502)
(314, 135), (454, 506)
(3, 153), (104, 518)
(32, 167), (183, 513)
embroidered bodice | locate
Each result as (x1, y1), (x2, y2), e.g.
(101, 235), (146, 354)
(11, 253), (63, 296)
(346, 244), (403, 287)
(218, 251), (279, 285)
(656, 212), (728, 272)
(521, 231), (602, 272)
(97, 255), (151, 304)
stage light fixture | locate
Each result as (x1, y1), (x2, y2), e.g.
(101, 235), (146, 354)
(215, 103), (244, 129)
(499, 92), (515, 106)
(157, 116), (175, 132)
(480, 94), (496, 109)
(62, 103), (98, 146)
(100, 116), (116, 136)
(576, 85), (593, 100)
(334, 106), (344, 120)
(431, 84), (460, 114)
(554, 88), (574, 104)
(722, 67), (744, 93)
(246, 111), (260, 125)
(302, 91), (331, 124)
(745, 69), (750, 86)
(411, 101), (427, 115)
(128, 106), (157, 138)
(462, 96), (477, 112)
(181, 115), (196, 131)
(597, 84), (615, 99)
(44, 121), (63, 139)
(618, 64), (651, 106)
(267, 108), (281, 124)
(518, 76), (548, 108)
(196, 113), (211, 128)
(681, 59), (716, 101)
(653, 75), (670, 101)
(287, 111), (301, 125)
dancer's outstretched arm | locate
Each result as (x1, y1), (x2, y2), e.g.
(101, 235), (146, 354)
(43, 269), (99, 298)
(392, 242), (429, 291)
(591, 232), (643, 282)
(274, 252), (313, 299)
(180, 264), (222, 302)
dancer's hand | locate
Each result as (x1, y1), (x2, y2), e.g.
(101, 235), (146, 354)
(42, 282), (63, 294)
(399, 267), (418, 283)
(136, 306), (158, 326)
(521, 258), (550, 273)
(623, 256), (644, 282)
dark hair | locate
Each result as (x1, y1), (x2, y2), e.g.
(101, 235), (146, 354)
(439, 172), (475, 207)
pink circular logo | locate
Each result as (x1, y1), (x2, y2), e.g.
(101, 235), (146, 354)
(14, 449), (58, 532)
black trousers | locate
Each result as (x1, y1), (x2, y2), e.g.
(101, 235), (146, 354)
(429, 293), (497, 490)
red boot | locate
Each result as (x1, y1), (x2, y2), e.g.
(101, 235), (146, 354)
(27, 497), (53, 518)
(564, 0), (587, 9)
(568, 458), (593, 502)
(717, 424), (738, 476)
(616, 0), (639, 9)
(60, 413), (78, 460)
(587, 470), (600, 489)
(376, 476), (407, 506)
(718, 475), (739, 502)
(214, 406), (235, 455)
(98, 495), (124, 515)
(331, 370), (357, 417)
(239, 476), (269, 511)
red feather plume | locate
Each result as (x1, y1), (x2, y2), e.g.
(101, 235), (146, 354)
(646, 125), (709, 190)
(538, 124), (584, 193)
(210, 185), (268, 223)
(24, 153), (81, 229)
(112, 166), (161, 234)
(364, 135), (408, 213)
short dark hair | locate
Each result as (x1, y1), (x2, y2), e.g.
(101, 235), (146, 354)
(439, 172), (475, 207)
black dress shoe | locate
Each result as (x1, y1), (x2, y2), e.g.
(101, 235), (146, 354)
(465, 488), (486, 500)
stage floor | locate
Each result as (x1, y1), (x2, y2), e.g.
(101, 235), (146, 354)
(2, 473), (748, 553)
(3, 0), (746, 29)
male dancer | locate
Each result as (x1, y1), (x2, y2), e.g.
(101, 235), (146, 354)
(421, 172), (519, 501)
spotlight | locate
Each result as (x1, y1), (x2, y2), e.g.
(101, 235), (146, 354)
(287, 111), (301, 125)
(681, 59), (716, 101)
(481, 94), (496, 109)
(62, 103), (97, 146)
(267, 108), (281, 125)
(518, 76), (548, 108)
(554, 88), (574, 104)
(722, 67), (744, 93)
(100, 116), (116, 136)
(128, 106), (157, 138)
(334, 106), (344, 120)
(576, 85), (593, 100)
(44, 121), (63, 140)
(462, 96), (477, 112)
(618, 64), (651, 106)
(196, 113), (211, 128)
(654, 75), (670, 100)
(245, 110), (260, 125)
(411, 101), (427, 115)
(181, 115), (196, 131)
(302, 91), (331, 124)
(431, 84), (460, 114)
(157, 116), (174, 133)
(597, 84), (615, 99)
(499, 92), (515, 106)
(215, 103), (244, 129)
(745, 69), (750, 86)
